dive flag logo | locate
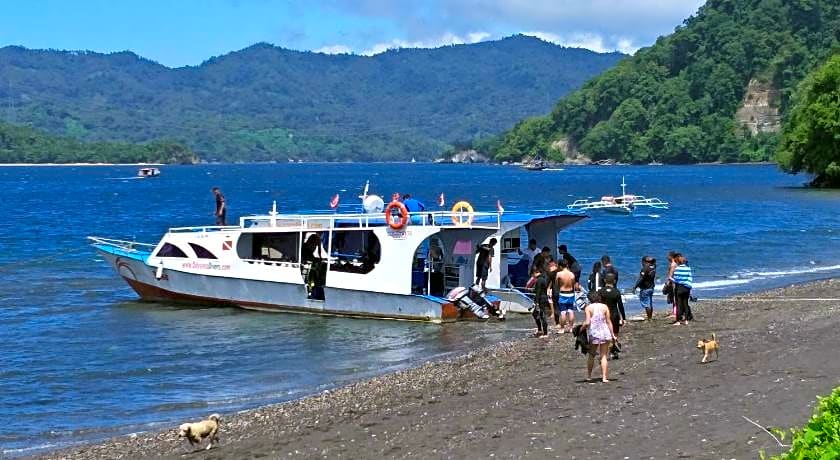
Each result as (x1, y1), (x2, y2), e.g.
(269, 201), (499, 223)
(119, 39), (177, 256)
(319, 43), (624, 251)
(496, 199), (505, 214)
(330, 194), (340, 209)
(438, 193), (445, 207)
(222, 240), (232, 250)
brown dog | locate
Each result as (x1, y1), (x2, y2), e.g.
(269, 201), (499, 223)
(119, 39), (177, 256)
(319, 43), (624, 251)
(178, 413), (220, 450)
(696, 333), (719, 363)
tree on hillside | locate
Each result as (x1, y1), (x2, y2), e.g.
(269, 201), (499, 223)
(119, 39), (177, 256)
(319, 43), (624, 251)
(776, 54), (840, 187)
(492, 0), (840, 164)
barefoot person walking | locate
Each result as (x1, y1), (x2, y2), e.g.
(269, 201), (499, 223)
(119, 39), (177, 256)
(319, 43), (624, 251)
(553, 258), (577, 333)
(582, 292), (616, 382)
(671, 253), (694, 325)
(598, 273), (626, 359)
(665, 251), (678, 317)
(633, 256), (657, 320)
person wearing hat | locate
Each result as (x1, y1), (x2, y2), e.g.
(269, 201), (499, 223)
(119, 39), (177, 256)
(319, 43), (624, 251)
(633, 256), (657, 320)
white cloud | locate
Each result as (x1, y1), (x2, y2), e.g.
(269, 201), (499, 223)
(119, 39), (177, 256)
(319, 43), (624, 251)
(314, 44), (353, 55)
(360, 31), (492, 56)
(523, 31), (639, 55)
(327, 0), (702, 53)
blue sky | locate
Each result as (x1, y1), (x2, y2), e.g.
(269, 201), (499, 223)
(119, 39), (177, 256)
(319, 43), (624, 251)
(0, 0), (705, 67)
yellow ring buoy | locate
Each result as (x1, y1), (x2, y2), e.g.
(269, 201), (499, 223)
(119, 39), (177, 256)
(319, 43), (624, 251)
(451, 201), (474, 227)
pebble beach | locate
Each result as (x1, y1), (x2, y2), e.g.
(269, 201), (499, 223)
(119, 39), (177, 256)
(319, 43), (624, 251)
(33, 278), (840, 459)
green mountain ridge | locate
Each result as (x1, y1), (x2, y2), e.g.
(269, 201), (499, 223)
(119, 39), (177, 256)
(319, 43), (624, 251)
(0, 35), (625, 162)
(492, 0), (840, 165)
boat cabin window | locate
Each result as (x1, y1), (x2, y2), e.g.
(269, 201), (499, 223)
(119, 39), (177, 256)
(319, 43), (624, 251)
(252, 233), (300, 263)
(188, 243), (217, 259)
(156, 243), (187, 258)
(501, 236), (521, 253)
(330, 230), (380, 274)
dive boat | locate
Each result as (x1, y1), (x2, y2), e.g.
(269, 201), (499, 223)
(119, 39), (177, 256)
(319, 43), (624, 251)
(521, 157), (547, 171)
(137, 167), (160, 178)
(566, 177), (668, 215)
(89, 187), (586, 323)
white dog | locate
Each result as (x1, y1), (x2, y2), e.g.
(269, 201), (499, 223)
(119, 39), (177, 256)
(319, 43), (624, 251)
(177, 413), (221, 450)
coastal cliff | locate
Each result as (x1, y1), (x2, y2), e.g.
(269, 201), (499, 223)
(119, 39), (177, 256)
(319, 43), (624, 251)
(735, 79), (781, 135)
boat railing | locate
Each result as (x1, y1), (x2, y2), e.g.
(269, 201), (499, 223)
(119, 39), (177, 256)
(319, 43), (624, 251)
(227, 210), (504, 231)
(87, 236), (156, 252)
(168, 225), (242, 233)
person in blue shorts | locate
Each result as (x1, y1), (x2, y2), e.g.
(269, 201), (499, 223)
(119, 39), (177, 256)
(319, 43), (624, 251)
(553, 258), (578, 333)
(633, 256), (657, 320)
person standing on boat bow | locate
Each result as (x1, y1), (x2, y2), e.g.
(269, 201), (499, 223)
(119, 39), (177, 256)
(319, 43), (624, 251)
(212, 187), (226, 226)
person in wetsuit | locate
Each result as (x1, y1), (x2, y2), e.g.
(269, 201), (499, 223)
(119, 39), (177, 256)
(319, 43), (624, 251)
(588, 261), (602, 293)
(600, 254), (619, 285)
(532, 262), (550, 338)
(598, 272), (626, 359)
(301, 233), (326, 299)
(212, 187), (226, 225)
(474, 238), (497, 290)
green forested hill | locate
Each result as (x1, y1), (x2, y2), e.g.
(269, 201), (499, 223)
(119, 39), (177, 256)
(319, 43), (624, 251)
(776, 53), (840, 187)
(493, 0), (840, 164)
(0, 121), (196, 164)
(0, 35), (624, 162)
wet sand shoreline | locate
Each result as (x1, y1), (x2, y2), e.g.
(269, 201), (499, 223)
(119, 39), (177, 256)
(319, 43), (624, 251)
(34, 278), (840, 459)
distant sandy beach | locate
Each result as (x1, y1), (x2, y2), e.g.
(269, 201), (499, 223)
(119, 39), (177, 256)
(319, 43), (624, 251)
(33, 278), (840, 459)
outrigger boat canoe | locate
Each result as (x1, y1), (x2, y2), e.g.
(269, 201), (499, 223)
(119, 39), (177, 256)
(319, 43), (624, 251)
(566, 177), (668, 215)
(89, 187), (586, 323)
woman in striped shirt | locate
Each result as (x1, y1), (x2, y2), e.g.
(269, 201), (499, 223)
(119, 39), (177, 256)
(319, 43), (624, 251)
(671, 254), (694, 325)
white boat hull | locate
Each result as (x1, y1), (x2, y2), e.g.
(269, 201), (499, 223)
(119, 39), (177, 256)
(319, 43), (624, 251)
(102, 252), (460, 322)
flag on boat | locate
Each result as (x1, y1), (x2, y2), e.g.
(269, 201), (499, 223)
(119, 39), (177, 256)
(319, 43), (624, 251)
(496, 199), (505, 214)
(330, 193), (340, 209)
(438, 193), (445, 207)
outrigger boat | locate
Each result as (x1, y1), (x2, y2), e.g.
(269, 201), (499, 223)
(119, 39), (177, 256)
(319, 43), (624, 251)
(89, 185), (586, 323)
(566, 177), (668, 215)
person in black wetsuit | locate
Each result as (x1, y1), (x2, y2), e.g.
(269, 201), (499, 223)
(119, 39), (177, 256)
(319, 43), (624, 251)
(588, 261), (602, 293)
(474, 238), (497, 290)
(212, 187), (226, 225)
(598, 272), (626, 359)
(532, 262), (551, 338)
(600, 254), (619, 285)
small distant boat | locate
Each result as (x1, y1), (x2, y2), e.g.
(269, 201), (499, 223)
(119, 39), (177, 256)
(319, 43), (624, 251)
(567, 177), (668, 215)
(522, 157), (547, 171)
(137, 167), (160, 178)
(411, 157), (417, 163)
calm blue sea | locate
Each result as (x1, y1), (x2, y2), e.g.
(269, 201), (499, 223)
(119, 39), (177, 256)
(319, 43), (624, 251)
(1, 163), (838, 455)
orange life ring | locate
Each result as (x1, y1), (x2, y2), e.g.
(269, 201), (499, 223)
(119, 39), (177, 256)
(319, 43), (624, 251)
(385, 200), (409, 230)
(451, 201), (474, 226)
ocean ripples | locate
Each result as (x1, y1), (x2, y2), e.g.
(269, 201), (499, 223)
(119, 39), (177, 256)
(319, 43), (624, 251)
(1, 163), (839, 453)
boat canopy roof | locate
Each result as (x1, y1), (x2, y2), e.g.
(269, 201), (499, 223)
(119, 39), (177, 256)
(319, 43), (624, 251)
(165, 206), (586, 234)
